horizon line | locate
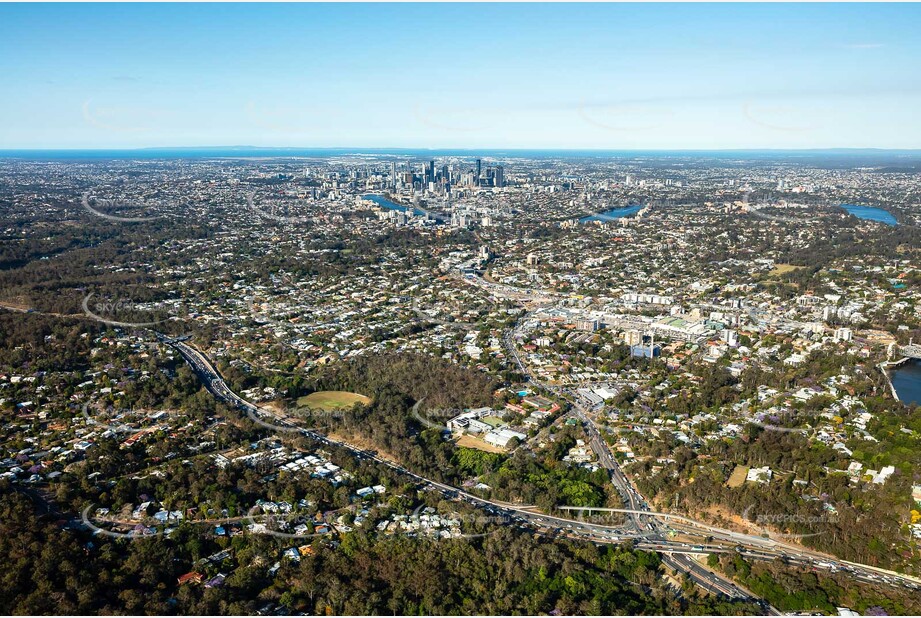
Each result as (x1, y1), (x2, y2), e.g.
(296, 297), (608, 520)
(3, 146), (921, 153)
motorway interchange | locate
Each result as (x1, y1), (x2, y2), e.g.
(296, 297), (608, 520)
(160, 330), (921, 614)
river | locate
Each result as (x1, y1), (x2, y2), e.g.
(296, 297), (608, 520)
(361, 194), (426, 216)
(580, 204), (644, 223)
(891, 359), (921, 406)
(840, 204), (897, 226)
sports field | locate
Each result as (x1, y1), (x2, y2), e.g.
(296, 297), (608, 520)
(726, 465), (750, 488)
(296, 390), (371, 411)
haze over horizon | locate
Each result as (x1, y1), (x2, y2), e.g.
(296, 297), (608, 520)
(2, 3), (921, 150)
(4, 145), (921, 155)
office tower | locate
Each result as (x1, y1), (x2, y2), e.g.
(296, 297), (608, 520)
(475, 158), (482, 186)
(391, 162), (397, 188)
(494, 165), (504, 188)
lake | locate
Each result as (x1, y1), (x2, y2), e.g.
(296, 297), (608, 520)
(840, 204), (897, 226)
(580, 204), (644, 223)
(891, 359), (921, 406)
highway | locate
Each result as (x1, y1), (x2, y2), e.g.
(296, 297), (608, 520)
(500, 320), (772, 607)
(164, 332), (772, 607)
(163, 333), (921, 610)
(499, 303), (921, 606)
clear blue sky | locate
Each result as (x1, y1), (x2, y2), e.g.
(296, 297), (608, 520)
(2, 3), (920, 149)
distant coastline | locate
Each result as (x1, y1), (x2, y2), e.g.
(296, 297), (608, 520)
(4, 147), (921, 162)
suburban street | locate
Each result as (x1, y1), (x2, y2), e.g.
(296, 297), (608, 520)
(163, 332), (921, 614)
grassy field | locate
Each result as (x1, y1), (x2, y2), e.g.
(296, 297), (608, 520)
(456, 434), (506, 453)
(297, 390), (371, 411)
(726, 465), (750, 488)
(767, 263), (803, 277)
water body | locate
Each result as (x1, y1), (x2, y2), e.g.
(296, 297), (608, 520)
(361, 194), (426, 216)
(580, 204), (644, 223)
(840, 204), (898, 226)
(891, 359), (921, 406)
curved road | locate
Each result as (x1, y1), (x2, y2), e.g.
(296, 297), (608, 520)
(163, 332), (921, 611)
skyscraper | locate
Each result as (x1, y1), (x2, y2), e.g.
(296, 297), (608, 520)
(475, 158), (482, 186)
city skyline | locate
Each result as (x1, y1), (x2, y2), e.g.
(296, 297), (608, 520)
(2, 2), (921, 150)
(4, 3), (921, 616)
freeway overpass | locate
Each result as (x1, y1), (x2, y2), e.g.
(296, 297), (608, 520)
(163, 335), (921, 606)
(164, 335), (777, 608)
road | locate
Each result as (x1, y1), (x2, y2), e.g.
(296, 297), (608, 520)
(165, 333), (772, 607)
(164, 333), (921, 609)
(496, 299), (921, 607)
(499, 318), (772, 606)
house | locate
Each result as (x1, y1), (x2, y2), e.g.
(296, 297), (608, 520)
(205, 574), (226, 588)
(484, 428), (527, 448)
(177, 572), (204, 586)
(523, 412), (547, 428)
(447, 407), (493, 433)
(746, 466), (773, 484)
(132, 501), (154, 519)
(873, 465), (895, 484)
